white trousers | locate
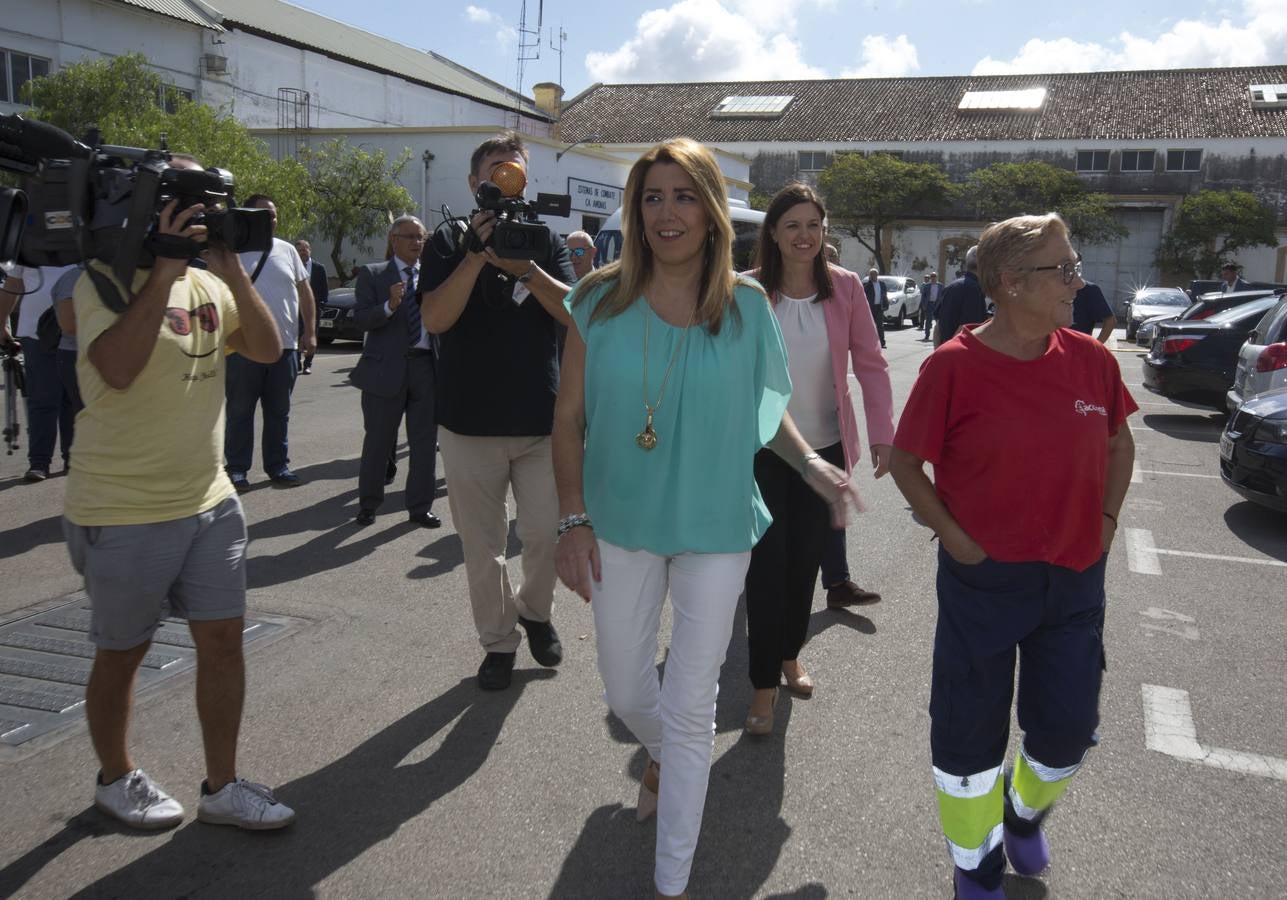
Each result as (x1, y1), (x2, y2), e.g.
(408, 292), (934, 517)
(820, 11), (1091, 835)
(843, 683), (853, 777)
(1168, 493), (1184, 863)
(591, 540), (751, 896)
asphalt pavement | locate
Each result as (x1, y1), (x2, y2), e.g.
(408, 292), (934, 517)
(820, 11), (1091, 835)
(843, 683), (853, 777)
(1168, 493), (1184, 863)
(0, 324), (1283, 899)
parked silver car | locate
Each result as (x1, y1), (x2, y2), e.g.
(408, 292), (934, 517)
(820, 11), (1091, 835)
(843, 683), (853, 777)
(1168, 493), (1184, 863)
(1226, 293), (1287, 412)
(881, 275), (922, 327)
(1124, 287), (1190, 341)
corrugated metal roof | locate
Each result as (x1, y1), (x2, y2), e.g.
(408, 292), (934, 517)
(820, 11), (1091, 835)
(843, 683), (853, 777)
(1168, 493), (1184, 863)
(559, 66), (1287, 144)
(114, 0), (224, 31)
(210, 0), (546, 118)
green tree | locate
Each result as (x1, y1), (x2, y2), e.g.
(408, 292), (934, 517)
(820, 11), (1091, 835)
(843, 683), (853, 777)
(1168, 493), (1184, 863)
(22, 53), (316, 238)
(302, 139), (416, 282)
(963, 161), (1127, 246)
(817, 152), (954, 272)
(1156, 190), (1278, 279)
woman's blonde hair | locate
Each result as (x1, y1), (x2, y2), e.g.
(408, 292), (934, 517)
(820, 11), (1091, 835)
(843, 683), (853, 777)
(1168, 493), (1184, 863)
(976, 212), (1070, 300)
(574, 137), (747, 334)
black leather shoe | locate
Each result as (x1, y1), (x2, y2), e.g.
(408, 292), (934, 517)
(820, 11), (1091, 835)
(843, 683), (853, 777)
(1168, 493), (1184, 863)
(355, 508), (376, 526)
(229, 473), (251, 494)
(408, 512), (441, 528)
(477, 652), (516, 691)
(518, 616), (563, 667)
(269, 469), (304, 488)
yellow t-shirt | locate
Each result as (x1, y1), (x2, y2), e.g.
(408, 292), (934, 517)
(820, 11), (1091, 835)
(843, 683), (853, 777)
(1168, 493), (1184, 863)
(64, 264), (242, 525)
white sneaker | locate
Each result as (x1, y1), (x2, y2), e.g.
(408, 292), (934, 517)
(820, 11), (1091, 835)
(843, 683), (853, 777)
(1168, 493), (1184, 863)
(197, 778), (295, 830)
(94, 769), (185, 829)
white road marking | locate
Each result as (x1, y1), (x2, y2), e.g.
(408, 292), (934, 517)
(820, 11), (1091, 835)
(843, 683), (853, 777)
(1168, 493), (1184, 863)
(1137, 469), (1220, 479)
(1154, 548), (1287, 568)
(1139, 607), (1199, 641)
(1142, 685), (1287, 782)
(1125, 528), (1162, 574)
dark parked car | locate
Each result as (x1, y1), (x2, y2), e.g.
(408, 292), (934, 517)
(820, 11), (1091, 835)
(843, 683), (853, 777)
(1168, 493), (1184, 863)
(1220, 387), (1287, 513)
(1142, 296), (1279, 410)
(317, 287), (364, 345)
(1134, 289), (1277, 346)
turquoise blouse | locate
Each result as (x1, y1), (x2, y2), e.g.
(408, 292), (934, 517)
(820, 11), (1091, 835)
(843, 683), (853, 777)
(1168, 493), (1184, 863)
(568, 280), (792, 556)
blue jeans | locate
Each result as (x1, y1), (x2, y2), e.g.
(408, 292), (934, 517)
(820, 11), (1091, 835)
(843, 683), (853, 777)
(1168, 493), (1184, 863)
(818, 526), (849, 588)
(224, 350), (298, 476)
(923, 300), (937, 337)
(20, 337), (74, 472)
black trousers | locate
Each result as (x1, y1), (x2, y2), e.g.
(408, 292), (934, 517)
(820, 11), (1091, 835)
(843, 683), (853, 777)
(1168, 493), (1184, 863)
(358, 354), (438, 516)
(869, 301), (886, 346)
(745, 441), (844, 689)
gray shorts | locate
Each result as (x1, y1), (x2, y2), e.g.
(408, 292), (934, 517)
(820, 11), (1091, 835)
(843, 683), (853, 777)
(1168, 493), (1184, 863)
(63, 495), (248, 650)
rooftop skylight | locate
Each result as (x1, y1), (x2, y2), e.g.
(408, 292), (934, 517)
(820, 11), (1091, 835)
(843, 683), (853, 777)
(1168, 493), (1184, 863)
(710, 95), (794, 118)
(958, 88), (1047, 112)
(1249, 84), (1287, 109)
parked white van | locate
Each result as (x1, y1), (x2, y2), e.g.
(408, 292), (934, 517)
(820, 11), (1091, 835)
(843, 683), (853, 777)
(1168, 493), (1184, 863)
(592, 201), (766, 272)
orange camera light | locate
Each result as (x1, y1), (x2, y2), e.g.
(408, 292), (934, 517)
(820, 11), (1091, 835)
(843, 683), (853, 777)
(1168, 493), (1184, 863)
(491, 161), (527, 198)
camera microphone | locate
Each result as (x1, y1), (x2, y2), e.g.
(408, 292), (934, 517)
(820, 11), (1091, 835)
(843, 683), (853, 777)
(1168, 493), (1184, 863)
(0, 115), (90, 169)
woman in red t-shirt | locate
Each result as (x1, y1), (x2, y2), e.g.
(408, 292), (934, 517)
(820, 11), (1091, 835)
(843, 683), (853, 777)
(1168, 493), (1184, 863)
(889, 213), (1137, 900)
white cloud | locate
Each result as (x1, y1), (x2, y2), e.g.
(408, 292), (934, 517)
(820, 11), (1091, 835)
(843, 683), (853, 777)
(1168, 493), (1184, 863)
(463, 5), (516, 47)
(585, 0), (830, 83)
(841, 34), (920, 78)
(972, 0), (1287, 74)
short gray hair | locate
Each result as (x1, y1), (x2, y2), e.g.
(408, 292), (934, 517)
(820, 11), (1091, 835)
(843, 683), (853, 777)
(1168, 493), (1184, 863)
(566, 230), (593, 245)
(964, 246), (978, 272)
(389, 215), (425, 236)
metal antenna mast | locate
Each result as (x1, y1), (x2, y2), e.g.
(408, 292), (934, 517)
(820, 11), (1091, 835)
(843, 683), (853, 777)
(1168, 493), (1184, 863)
(513, 0), (543, 129)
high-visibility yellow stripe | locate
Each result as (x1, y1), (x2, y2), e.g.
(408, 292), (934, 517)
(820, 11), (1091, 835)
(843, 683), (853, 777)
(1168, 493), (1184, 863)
(1011, 751), (1074, 820)
(934, 766), (1003, 853)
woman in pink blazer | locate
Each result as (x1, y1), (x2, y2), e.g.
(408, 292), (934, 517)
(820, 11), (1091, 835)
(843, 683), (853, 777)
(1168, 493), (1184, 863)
(741, 183), (895, 735)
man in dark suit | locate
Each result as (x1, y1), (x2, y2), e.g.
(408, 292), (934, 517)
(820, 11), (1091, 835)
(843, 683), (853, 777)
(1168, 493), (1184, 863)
(919, 271), (942, 341)
(295, 240), (329, 374)
(350, 216), (440, 528)
(863, 267), (888, 349)
(934, 245), (989, 347)
(1219, 262), (1251, 293)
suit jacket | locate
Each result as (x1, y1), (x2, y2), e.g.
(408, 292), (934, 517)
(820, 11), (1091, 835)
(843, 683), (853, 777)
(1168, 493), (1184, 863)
(862, 277), (887, 311)
(307, 259), (329, 306)
(349, 259), (434, 399)
(920, 282), (942, 307)
(745, 265), (895, 474)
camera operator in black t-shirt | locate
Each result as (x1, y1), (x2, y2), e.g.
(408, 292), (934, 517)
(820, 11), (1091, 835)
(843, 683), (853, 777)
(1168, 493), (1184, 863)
(419, 133), (574, 692)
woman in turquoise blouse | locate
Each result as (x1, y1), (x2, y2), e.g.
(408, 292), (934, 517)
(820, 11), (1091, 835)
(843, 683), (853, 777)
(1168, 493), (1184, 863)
(552, 138), (857, 900)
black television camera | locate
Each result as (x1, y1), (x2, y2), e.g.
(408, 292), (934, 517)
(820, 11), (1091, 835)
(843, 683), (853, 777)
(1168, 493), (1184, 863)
(471, 181), (572, 261)
(0, 114), (272, 312)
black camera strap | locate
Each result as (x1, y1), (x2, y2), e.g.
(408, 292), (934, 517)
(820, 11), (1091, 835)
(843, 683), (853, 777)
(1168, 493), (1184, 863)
(67, 156), (127, 315)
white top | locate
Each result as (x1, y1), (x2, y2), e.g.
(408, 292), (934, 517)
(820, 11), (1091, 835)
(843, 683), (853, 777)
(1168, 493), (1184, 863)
(7, 264), (78, 339)
(240, 237), (307, 349)
(772, 292), (840, 449)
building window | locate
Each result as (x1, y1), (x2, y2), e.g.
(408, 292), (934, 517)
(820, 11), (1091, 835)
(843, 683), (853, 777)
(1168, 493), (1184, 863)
(1076, 150), (1109, 172)
(1166, 149), (1202, 172)
(2, 48), (50, 105)
(159, 85), (194, 114)
(798, 151), (829, 172)
(1120, 149), (1155, 172)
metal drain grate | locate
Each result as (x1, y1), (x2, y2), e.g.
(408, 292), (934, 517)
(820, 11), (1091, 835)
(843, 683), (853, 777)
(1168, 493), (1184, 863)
(0, 594), (286, 746)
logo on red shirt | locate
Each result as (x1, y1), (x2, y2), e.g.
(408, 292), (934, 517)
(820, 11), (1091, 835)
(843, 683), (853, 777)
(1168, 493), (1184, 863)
(1074, 399), (1107, 417)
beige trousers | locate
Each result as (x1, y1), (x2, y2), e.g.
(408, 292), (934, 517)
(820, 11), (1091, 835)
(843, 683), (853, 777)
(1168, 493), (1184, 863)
(438, 428), (559, 653)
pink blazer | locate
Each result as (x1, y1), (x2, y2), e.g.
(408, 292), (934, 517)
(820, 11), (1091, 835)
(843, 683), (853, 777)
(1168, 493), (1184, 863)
(747, 264), (895, 475)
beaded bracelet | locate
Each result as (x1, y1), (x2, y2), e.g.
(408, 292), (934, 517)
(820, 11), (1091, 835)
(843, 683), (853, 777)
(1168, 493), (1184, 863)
(557, 512), (592, 537)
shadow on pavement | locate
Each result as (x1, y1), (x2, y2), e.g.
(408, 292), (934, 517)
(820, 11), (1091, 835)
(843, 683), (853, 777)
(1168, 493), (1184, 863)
(0, 513), (62, 561)
(1140, 412), (1224, 443)
(550, 597), (809, 898)
(1222, 501), (1287, 563)
(1004, 873), (1050, 898)
(807, 606), (878, 641)
(55, 671), (553, 900)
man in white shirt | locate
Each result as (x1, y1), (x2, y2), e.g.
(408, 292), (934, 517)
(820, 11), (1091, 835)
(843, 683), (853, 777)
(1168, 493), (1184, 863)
(225, 195), (315, 491)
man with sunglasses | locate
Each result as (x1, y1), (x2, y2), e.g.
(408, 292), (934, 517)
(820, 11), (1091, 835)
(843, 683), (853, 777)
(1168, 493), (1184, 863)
(933, 245), (990, 348)
(565, 231), (597, 281)
(351, 215), (440, 528)
(419, 132), (574, 691)
(62, 158), (295, 831)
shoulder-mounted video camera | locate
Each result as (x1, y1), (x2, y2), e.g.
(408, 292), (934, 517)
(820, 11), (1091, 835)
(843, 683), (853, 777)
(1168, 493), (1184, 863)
(453, 160), (570, 261)
(0, 114), (272, 312)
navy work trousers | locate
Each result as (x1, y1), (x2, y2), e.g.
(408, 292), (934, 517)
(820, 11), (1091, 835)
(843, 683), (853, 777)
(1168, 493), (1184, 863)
(224, 349), (298, 477)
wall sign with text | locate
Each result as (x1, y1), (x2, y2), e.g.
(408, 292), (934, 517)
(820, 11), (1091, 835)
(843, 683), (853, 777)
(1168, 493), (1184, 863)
(567, 178), (623, 215)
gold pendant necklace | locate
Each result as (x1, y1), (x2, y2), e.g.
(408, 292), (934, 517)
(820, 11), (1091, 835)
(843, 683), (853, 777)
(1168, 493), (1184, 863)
(637, 300), (698, 451)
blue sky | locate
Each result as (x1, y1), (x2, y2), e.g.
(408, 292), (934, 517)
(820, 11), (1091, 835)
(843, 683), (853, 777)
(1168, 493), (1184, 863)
(288, 0), (1285, 99)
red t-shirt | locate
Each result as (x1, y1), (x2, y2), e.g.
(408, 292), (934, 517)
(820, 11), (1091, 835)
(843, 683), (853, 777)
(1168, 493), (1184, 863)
(894, 326), (1138, 571)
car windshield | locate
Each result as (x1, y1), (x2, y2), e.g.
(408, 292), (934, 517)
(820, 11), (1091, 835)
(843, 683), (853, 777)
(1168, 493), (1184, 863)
(879, 277), (903, 290)
(1134, 290), (1189, 307)
(1205, 296), (1278, 325)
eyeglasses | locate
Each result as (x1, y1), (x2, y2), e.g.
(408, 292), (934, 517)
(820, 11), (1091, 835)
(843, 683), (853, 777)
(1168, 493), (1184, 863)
(569, 247), (589, 258)
(393, 233), (426, 242)
(165, 303), (220, 336)
(1024, 256), (1083, 285)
